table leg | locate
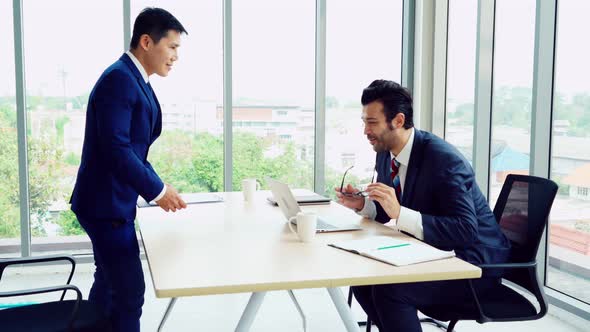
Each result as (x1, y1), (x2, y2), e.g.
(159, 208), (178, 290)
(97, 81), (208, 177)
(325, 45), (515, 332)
(235, 292), (267, 332)
(157, 297), (177, 332)
(327, 288), (360, 332)
(287, 290), (307, 332)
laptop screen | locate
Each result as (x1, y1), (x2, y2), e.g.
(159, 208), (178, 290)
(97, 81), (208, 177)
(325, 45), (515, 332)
(268, 179), (302, 220)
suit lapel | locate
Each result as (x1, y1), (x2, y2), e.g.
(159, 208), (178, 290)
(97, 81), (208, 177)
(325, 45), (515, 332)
(377, 152), (392, 185)
(143, 82), (159, 133)
(151, 89), (162, 139)
(402, 129), (424, 206)
(120, 54), (157, 132)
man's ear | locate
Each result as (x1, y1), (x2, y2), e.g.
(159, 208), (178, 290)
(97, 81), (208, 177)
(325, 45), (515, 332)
(139, 34), (151, 51)
(392, 113), (406, 129)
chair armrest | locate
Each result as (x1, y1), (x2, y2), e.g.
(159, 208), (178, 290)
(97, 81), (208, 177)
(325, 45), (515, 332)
(0, 284), (81, 300)
(0, 284), (82, 331)
(478, 261), (536, 277)
(0, 254), (76, 271)
(471, 260), (547, 322)
(0, 255), (76, 301)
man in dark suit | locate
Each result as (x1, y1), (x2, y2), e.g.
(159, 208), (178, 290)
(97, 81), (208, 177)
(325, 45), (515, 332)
(70, 8), (188, 332)
(336, 80), (511, 332)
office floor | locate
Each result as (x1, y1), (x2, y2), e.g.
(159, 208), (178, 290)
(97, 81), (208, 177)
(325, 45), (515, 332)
(1, 261), (588, 332)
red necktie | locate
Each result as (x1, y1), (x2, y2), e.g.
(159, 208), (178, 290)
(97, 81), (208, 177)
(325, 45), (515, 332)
(390, 159), (402, 202)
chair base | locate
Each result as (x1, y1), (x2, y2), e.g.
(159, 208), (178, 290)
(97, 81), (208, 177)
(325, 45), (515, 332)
(359, 317), (455, 332)
(358, 319), (373, 332)
(420, 317), (456, 332)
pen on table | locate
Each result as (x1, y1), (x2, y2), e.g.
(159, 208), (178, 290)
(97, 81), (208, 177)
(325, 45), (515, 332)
(377, 243), (410, 250)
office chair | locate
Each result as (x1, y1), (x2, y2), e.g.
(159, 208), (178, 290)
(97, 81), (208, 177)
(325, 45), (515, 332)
(419, 174), (558, 331)
(0, 254), (111, 332)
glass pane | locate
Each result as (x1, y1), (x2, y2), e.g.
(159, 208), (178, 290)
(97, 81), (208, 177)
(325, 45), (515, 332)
(132, 2), (224, 193)
(489, 0), (535, 207)
(548, 0), (590, 305)
(23, 1), (122, 255)
(445, 0), (477, 164)
(0, 1), (21, 257)
(324, 0), (403, 197)
(233, 0), (315, 191)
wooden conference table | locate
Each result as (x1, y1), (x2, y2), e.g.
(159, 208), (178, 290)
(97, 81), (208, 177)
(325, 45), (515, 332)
(138, 190), (481, 332)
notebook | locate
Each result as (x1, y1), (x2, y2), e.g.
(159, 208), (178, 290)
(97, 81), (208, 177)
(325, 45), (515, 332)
(329, 236), (455, 266)
(137, 192), (224, 208)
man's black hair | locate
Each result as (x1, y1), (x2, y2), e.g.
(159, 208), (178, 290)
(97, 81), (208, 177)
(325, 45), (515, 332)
(130, 7), (188, 49)
(361, 80), (414, 129)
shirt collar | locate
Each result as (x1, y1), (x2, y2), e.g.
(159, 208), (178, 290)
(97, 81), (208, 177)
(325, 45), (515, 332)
(391, 127), (415, 167)
(126, 50), (149, 83)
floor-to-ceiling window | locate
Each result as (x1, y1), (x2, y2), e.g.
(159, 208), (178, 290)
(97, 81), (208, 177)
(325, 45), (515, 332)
(0, 0), (20, 258)
(132, 1), (224, 194)
(445, 0), (477, 164)
(488, 0), (536, 207)
(547, 0), (590, 305)
(442, 0), (590, 314)
(324, 0), (403, 197)
(2, 0), (405, 257)
(232, 0), (316, 191)
(22, 0), (122, 255)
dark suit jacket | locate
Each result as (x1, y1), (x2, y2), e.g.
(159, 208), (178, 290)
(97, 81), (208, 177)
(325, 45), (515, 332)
(374, 129), (511, 265)
(71, 53), (163, 221)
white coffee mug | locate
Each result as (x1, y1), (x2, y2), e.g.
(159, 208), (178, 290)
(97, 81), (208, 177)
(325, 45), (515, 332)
(242, 178), (260, 202)
(288, 212), (317, 243)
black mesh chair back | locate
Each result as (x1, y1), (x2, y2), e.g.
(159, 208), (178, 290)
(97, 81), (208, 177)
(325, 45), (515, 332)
(493, 174), (558, 295)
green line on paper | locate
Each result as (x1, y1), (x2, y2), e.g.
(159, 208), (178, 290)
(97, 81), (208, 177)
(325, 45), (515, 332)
(377, 243), (410, 250)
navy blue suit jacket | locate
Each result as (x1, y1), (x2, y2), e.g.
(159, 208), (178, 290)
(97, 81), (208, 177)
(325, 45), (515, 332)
(373, 129), (511, 265)
(71, 54), (163, 221)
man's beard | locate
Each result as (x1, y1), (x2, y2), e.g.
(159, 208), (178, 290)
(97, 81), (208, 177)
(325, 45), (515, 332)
(369, 136), (388, 153)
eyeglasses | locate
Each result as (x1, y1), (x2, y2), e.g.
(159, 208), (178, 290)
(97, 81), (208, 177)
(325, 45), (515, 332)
(339, 165), (376, 197)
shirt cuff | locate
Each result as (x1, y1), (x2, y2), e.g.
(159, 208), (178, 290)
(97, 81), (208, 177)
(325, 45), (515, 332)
(152, 184), (167, 202)
(384, 207), (424, 240)
(356, 197), (377, 220)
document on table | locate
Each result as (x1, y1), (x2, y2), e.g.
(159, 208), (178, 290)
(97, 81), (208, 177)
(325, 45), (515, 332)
(137, 193), (224, 208)
(329, 236), (455, 266)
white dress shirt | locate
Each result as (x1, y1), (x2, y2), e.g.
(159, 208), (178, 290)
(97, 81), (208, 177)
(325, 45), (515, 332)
(125, 50), (166, 202)
(357, 128), (424, 239)
(126, 50), (149, 83)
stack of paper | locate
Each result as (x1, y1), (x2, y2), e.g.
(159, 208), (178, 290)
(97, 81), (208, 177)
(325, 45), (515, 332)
(329, 236), (455, 266)
(137, 193), (224, 208)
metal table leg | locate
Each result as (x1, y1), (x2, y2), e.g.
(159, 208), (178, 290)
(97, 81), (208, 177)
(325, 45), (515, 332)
(327, 287), (360, 332)
(288, 290), (307, 332)
(235, 292), (267, 332)
(157, 297), (177, 332)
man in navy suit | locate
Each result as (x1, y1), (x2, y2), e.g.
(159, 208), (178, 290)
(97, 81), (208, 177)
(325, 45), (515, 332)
(70, 8), (188, 332)
(336, 80), (511, 332)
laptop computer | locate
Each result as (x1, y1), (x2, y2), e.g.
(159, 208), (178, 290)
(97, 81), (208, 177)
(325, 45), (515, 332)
(266, 191), (331, 206)
(268, 179), (361, 233)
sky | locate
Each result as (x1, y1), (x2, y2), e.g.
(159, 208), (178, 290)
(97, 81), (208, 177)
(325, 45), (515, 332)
(0, 0), (400, 107)
(446, 0), (590, 104)
(0, 0), (122, 99)
(0, 0), (588, 104)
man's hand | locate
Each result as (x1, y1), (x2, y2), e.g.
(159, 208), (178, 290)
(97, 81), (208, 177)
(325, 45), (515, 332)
(335, 184), (365, 211)
(156, 184), (187, 212)
(366, 183), (401, 219)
